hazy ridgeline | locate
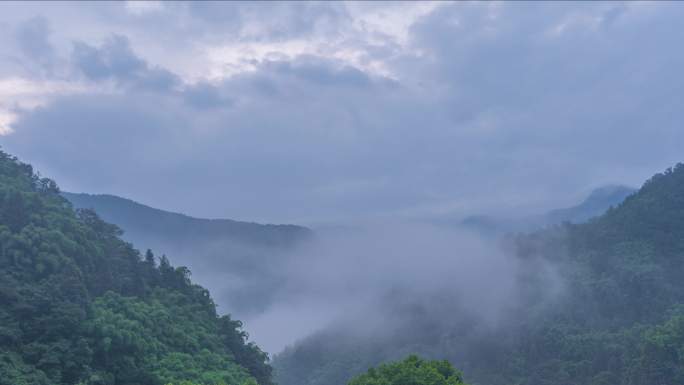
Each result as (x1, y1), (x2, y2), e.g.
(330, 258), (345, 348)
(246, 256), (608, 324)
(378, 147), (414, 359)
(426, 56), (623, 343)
(63, 192), (312, 322)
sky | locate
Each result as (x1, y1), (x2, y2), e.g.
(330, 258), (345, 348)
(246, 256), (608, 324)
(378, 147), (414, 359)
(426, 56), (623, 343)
(1, 1), (684, 225)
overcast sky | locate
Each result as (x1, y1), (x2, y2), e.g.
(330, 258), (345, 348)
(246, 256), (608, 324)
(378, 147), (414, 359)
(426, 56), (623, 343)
(1, 1), (683, 224)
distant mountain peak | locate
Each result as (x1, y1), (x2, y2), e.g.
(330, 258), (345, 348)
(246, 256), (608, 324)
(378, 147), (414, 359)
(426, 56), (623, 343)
(545, 184), (636, 225)
(583, 184), (636, 203)
(458, 184), (637, 235)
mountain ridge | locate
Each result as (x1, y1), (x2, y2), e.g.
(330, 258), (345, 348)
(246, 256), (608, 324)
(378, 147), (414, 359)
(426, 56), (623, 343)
(459, 184), (636, 235)
(61, 191), (312, 320)
(62, 192), (312, 246)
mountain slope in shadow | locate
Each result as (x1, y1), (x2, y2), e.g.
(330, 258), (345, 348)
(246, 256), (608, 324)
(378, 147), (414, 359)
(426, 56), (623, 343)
(62, 192), (312, 318)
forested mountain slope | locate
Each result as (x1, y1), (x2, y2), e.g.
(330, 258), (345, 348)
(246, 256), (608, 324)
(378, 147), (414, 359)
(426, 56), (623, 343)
(0, 150), (272, 385)
(61, 193), (311, 317)
(274, 165), (684, 385)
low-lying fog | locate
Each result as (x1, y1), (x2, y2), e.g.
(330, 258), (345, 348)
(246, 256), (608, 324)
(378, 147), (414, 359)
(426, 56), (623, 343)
(182, 221), (562, 354)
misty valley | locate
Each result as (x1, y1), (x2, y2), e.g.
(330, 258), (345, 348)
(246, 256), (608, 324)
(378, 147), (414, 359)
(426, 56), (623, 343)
(3, 2), (684, 385)
(3, 147), (684, 385)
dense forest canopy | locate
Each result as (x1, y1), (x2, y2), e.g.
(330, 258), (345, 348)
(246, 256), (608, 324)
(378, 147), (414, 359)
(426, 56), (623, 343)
(347, 355), (469, 385)
(0, 149), (272, 385)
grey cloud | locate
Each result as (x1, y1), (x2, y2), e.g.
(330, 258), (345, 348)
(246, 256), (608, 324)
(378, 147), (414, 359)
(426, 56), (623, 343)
(183, 82), (233, 110)
(71, 35), (179, 91)
(13, 16), (55, 75)
(396, 2), (684, 205)
(264, 57), (372, 88)
(3, 54), (436, 223)
(181, 1), (350, 40)
(4, 2), (684, 226)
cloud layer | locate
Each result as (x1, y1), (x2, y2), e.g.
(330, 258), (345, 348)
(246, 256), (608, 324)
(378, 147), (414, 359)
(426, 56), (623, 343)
(1, 2), (684, 224)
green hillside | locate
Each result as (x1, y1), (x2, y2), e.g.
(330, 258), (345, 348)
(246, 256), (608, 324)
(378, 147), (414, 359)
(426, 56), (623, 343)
(0, 150), (272, 385)
(60, 192), (312, 317)
(274, 165), (684, 385)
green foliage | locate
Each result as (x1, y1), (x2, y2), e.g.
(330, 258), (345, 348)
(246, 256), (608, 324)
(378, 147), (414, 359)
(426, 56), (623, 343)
(0, 149), (271, 385)
(347, 355), (468, 385)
